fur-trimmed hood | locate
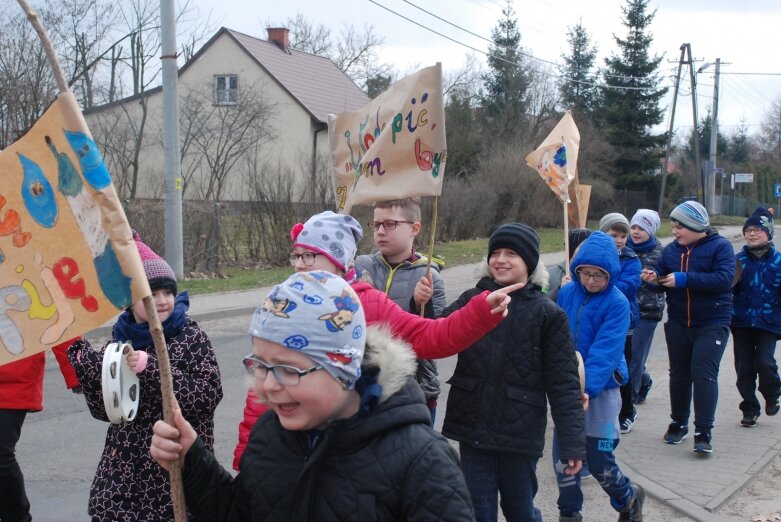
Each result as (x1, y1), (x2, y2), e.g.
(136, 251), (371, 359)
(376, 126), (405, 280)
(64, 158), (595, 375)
(362, 324), (419, 402)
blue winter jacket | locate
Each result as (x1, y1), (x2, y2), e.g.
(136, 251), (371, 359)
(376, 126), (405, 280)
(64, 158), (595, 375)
(617, 246), (641, 330)
(654, 230), (735, 328)
(558, 232), (630, 399)
(732, 244), (781, 337)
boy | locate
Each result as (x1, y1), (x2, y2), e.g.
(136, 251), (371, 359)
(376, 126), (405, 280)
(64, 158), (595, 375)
(599, 213), (641, 434)
(357, 197), (443, 421)
(441, 223), (585, 522)
(641, 201), (734, 453)
(732, 207), (781, 427)
(555, 231), (644, 522)
(150, 271), (476, 521)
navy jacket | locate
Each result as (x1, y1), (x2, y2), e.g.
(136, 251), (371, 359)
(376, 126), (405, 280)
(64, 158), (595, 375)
(617, 246), (641, 329)
(732, 244), (781, 337)
(654, 230), (735, 328)
(627, 237), (666, 321)
(558, 232), (630, 399)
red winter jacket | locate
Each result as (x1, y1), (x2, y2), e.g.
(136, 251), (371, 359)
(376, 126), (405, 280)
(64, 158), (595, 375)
(0, 339), (79, 411)
(233, 280), (501, 470)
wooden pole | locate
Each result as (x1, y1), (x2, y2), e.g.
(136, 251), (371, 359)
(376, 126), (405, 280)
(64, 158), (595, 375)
(420, 196), (438, 317)
(563, 199), (570, 277)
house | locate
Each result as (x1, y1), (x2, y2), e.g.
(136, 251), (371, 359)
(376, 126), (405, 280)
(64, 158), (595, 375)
(85, 27), (370, 202)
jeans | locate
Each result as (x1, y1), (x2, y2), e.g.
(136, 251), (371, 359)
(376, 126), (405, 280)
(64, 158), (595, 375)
(552, 431), (634, 514)
(0, 409), (31, 522)
(459, 444), (542, 522)
(733, 327), (781, 415)
(619, 335), (634, 418)
(631, 319), (659, 401)
(665, 322), (730, 433)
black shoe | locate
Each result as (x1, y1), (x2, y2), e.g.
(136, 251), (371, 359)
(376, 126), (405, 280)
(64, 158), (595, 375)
(636, 377), (654, 404)
(620, 410), (637, 434)
(740, 413), (758, 427)
(693, 432), (713, 453)
(663, 422), (688, 444)
(766, 398), (780, 416)
(618, 484), (645, 521)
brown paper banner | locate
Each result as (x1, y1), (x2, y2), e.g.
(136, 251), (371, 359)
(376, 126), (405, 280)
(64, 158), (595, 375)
(329, 64), (446, 214)
(0, 93), (149, 366)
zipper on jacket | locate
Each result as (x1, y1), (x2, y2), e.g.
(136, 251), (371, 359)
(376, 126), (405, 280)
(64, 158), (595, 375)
(680, 248), (694, 327)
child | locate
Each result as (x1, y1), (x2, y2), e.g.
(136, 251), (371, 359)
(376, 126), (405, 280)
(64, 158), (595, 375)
(599, 213), (641, 434)
(732, 207), (781, 427)
(641, 201), (734, 453)
(233, 210), (517, 470)
(0, 339), (79, 522)
(151, 271), (476, 521)
(68, 232), (223, 521)
(627, 209), (665, 406)
(441, 223), (586, 522)
(356, 197), (442, 422)
(546, 228), (592, 302)
(554, 231), (644, 522)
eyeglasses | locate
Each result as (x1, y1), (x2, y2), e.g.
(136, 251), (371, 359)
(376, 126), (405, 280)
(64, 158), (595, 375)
(366, 220), (414, 232)
(576, 269), (607, 282)
(744, 227), (765, 236)
(242, 354), (323, 386)
(288, 252), (323, 266)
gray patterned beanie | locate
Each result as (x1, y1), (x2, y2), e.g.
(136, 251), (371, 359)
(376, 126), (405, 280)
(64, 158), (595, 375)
(248, 270), (366, 389)
(291, 211), (363, 272)
(670, 201), (710, 232)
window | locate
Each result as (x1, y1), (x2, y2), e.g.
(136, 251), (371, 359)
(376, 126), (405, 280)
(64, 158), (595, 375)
(214, 74), (238, 105)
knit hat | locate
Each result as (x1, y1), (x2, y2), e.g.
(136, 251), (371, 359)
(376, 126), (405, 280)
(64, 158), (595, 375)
(743, 207), (774, 239)
(568, 228), (592, 261)
(670, 201), (710, 232)
(599, 213), (630, 233)
(132, 230), (177, 295)
(248, 270), (366, 390)
(291, 211), (363, 273)
(630, 209), (661, 237)
(488, 223), (540, 273)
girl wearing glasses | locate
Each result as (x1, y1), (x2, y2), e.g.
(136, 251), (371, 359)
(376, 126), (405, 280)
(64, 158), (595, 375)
(151, 271), (476, 521)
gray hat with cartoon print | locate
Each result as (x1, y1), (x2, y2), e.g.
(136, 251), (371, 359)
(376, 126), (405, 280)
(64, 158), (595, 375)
(248, 270), (366, 389)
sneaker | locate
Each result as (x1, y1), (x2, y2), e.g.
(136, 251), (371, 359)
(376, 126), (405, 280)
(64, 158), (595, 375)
(740, 413), (758, 427)
(663, 423), (688, 444)
(618, 484), (645, 521)
(636, 377), (654, 404)
(620, 410), (637, 434)
(766, 398), (780, 416)
(559, 512), (583, 522)
(693, 432), (713, 453)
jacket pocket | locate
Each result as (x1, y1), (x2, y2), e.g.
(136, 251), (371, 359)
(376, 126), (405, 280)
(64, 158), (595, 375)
(445, 375), (481, 418)
(505, 387), (546, 408)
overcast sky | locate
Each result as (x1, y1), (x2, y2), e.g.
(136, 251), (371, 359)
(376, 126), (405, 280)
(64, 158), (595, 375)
(192, 0), (781, 137)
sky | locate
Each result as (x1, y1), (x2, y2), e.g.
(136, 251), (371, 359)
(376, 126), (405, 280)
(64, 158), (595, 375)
(190, 0), (781, 138)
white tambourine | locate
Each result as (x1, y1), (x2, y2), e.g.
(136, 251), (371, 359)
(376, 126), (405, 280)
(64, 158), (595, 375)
(101, 342), (140, 424)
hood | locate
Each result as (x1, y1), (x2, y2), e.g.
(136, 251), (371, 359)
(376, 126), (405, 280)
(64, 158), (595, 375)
(479, 257), (549, 289)
(569, 231), (620, 292)
(362, 324), (418, 402)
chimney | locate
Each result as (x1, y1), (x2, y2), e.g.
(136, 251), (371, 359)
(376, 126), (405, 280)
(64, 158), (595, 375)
(266, 27), (289, 51)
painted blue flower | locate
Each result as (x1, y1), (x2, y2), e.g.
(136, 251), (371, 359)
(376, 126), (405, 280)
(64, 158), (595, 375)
(553, 146), (567, 167)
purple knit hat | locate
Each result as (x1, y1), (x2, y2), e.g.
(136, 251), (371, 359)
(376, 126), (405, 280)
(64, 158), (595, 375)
(133, 230), (177, 294)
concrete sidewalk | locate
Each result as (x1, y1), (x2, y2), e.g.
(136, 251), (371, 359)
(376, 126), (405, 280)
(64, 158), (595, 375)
(90, 224), (777, 520)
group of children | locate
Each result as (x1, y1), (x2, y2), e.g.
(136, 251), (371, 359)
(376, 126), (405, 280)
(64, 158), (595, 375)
(12, 195), (779, 522)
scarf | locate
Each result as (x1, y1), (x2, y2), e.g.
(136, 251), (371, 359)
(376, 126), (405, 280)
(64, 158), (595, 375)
(749, 244), (771, 260)
(112, 292), (190, 348)
(627, 236), (656, 254)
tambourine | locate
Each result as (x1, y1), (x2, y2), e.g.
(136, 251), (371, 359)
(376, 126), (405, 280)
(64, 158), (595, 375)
(576, 351), (585, 395)
(101, 342), (140, 424)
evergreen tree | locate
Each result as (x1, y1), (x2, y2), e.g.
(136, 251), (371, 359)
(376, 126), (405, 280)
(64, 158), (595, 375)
(445, 87), (482, 178)
(598, 0), (668, 188)
(480, 1), (530, 141)
(559, 20), (598, 117)
(728, 125), (750, 164)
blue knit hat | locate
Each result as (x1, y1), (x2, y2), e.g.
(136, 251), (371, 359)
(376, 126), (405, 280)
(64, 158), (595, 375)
(744, 207), (774, 239)
(248, 271), (365, 389)
(670, 201), (709, 232)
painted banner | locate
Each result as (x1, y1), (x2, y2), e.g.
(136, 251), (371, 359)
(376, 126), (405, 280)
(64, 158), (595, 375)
(0, 92), (149, 366)
(329, 64), (446, 214)
(525, 111), (580, 205)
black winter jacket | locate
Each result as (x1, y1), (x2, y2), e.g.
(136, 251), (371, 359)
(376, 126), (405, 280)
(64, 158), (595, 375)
(442, 268), (586, 462)
(182, 326), (475, 522)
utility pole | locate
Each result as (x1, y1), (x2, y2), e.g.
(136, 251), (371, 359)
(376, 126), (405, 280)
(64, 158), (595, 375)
(658, 45), (686, 213)
(161, 0), (183, 279)
(687, 46), (703, 206)
(707, 59), (720, 215)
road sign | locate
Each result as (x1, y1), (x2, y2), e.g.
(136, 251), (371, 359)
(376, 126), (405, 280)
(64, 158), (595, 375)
(775, 183), (781, 199)
(713, 167), (725, 175)
(734, 173), (754, 183)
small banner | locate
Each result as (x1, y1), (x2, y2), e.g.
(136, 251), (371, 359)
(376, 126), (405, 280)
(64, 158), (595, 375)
(329, 64), (447, 214)
(525, 111), (580, 204)
(0, 92), (149, 366)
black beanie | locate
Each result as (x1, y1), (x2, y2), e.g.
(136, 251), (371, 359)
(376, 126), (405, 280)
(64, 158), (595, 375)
(568, 228), (592, 261)
(488, 223), (540, 273)
(743, 207), (774, 239)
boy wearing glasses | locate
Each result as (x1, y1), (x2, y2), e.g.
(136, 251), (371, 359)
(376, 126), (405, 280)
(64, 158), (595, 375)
(357, 197), (443, 422)
(732, 207), (781, 428)
(555, 231), (644, 522)
(151, 271), (476, 521)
